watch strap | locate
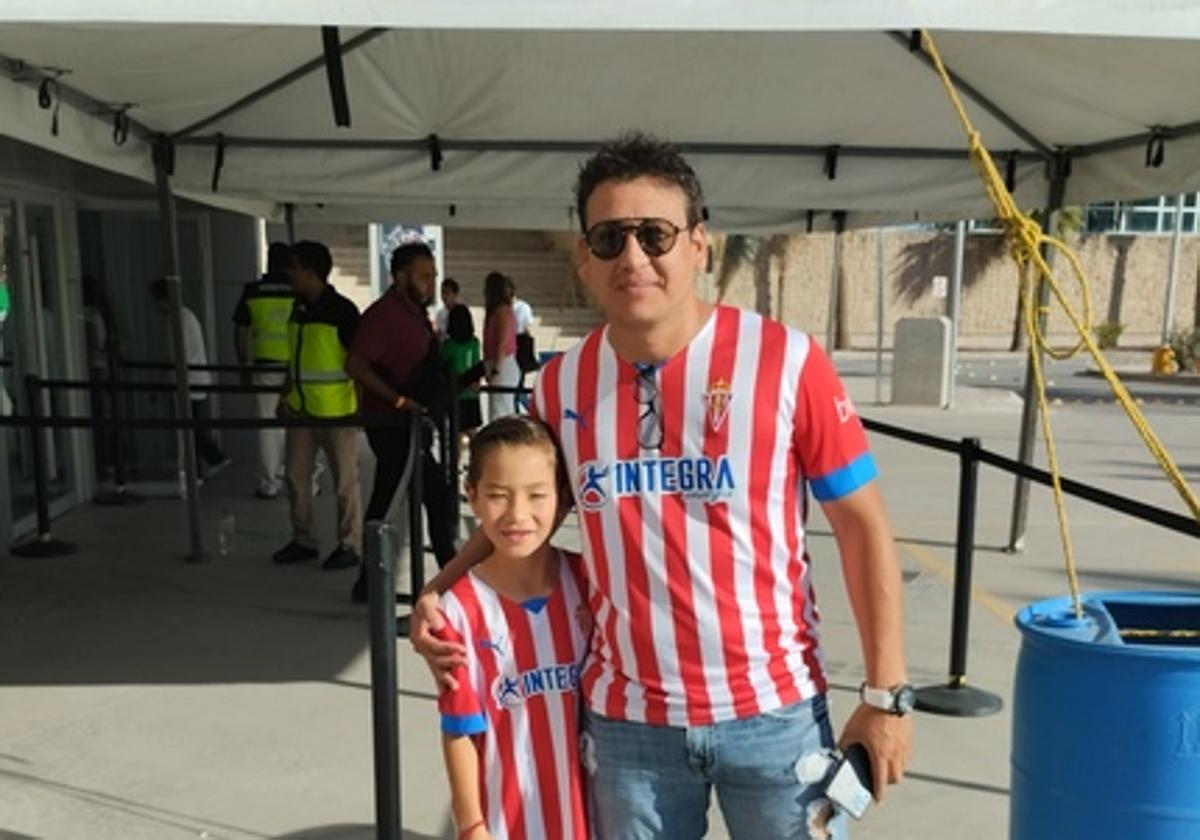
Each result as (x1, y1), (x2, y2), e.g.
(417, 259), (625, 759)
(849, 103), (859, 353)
(860, 683), (898, 712)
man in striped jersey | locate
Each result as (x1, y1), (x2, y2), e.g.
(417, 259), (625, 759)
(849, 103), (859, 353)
(418, 133), (912, 839)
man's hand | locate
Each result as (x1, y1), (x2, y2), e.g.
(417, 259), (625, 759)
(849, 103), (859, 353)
(410, 590), (467, 691)
(838, 703), (912, 803)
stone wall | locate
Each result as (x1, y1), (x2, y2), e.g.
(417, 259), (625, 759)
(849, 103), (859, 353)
(713, 229), (1200, 350)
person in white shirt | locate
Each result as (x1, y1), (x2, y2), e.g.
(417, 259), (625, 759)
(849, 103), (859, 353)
(151, 279), (229, 477)
(435, 277), (461, 339)
(509, 280), (537, 406)
(512, 294), (533, 336)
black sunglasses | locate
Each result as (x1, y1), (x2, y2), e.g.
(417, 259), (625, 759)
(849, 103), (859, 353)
(634, 365), (663, 450)
(584, 218), (691, 261)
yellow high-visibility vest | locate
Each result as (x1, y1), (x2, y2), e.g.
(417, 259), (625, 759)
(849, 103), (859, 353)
(286, 320), (357, 418)
(246, 280), (294, 362)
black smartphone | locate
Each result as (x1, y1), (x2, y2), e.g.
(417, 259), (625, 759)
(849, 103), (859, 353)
(825, 743), (874, 819)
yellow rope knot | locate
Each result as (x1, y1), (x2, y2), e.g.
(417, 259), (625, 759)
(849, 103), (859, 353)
(920, 29), (1200, 617)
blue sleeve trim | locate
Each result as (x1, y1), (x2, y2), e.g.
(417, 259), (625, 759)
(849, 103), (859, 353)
(810, 453), (877, 502)
(441, 712), (487, 736)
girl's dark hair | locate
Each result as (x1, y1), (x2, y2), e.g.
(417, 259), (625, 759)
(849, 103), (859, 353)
(466, 415), (559, 487)
(446, 303), (475, 343)
(483, 271), (513, 312)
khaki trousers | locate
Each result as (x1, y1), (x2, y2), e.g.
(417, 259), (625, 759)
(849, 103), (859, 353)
(285, 419), (362, 553)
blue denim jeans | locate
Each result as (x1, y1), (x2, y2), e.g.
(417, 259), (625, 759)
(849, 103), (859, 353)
(582, 695), (848, 839)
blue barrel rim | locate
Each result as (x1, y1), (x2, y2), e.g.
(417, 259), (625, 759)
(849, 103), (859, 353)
(1014, 590), (1200, 661)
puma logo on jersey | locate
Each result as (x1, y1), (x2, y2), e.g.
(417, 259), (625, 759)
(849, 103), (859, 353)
(563, 408), (588, 429)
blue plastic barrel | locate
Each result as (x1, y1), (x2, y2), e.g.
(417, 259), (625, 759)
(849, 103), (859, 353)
(1011, 591), (1200, 839)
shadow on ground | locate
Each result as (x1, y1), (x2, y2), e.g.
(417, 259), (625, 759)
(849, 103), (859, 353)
(275, 826), (446, 840)
(0, 491), (379, 686)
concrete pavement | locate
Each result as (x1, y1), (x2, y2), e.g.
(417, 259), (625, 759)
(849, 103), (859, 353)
(1, 350), (1197, 839)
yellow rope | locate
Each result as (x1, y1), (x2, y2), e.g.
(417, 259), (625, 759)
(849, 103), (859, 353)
(1119, 628), (1200, 640)
(919, 30), (1200, 618)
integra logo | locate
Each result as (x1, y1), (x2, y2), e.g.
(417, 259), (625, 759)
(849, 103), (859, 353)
(576, 455), (735, 510)
(492, 663), (583, 709)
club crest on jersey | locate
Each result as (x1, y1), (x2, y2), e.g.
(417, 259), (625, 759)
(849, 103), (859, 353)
(703, 378), (733, 432)
(576, 456), (735, 509)
(492, 663), (582, 709)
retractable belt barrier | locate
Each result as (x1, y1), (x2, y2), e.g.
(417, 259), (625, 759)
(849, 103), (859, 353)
(10, 370), (1196, 833)
(860, 417), (1199, 720)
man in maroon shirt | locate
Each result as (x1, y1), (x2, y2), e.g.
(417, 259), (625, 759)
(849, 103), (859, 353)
(345, 242), (458, 603)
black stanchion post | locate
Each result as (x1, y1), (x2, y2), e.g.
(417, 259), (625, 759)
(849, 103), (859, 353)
(11, 375), (77, 557)
(396, 415), (425, 637)
(366, 519), (401, 840)
(914, 436), (1003, 717)
(446, 388), (460, 531)
(408, 429), (426, 600)
(93, 355), (144, 506)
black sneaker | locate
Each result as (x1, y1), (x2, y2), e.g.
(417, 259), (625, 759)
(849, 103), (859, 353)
(322, 544), (361, 571)
(272, 541), (319, 565)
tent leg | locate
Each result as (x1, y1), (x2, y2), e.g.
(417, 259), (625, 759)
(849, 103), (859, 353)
(1161, 193), (1185, 343)
(154, 137), (208, 563)
(825, 211), (847, 351)
(874, 228), (886, 405)
(1006, 169), (1067, 553)
(946, 220), (965, 409)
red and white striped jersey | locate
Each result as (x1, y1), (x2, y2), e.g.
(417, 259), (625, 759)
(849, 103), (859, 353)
(531, 304), (876, 727)
(437, 550), (590, 840)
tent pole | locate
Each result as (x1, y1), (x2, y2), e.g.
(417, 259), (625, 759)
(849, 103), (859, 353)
(825, 211), (846, 351)
(875, 227), (886, 405)
(285, 203), (297, 244)
(154, 137), (208, 563)
(1006, 165), (1067, 553)
(886, 31), (1053, 159)
(946, 219), (966, 409)
(172, 28), (388, 140)
(1162, 193), (1185, 343)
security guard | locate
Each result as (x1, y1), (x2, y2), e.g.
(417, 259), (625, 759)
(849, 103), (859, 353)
(233, 242), (295, 498)
(272, 240), (363, 571)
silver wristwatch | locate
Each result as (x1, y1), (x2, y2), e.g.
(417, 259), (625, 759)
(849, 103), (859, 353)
(859, 682), (916, 716)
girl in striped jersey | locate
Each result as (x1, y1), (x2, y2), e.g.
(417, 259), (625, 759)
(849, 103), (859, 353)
(436, 416), (591, 840)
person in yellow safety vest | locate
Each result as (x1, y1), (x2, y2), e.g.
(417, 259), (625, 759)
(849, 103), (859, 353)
(234, 242), (295, 499)
(271, 240), (364, 571)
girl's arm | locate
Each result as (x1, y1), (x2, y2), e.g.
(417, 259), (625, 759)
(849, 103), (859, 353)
(442, 734), (492, 839)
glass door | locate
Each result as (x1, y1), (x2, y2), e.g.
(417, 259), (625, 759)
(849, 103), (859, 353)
(0, 197), (79, 537)
(0, 200), (34, 525)
(24, 201), (76, 508)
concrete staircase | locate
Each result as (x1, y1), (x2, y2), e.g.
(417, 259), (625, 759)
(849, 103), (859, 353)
(444, 229), (602, 352)
(287, 225), (603, 349)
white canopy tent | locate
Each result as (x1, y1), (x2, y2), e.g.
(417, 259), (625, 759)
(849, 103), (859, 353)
(2, 3), (1200, 231)
(4, 5), (1198, 824)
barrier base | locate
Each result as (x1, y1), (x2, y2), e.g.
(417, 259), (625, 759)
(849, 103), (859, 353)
(93, 489), (147, 506)
(11, 534), (79, 558)
(915, 681), (1003, 717)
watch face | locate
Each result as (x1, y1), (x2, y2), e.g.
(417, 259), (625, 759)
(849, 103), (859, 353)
(894, 685), (917, 714)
